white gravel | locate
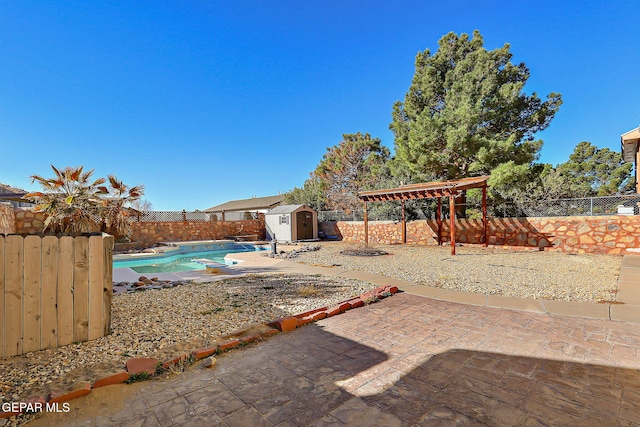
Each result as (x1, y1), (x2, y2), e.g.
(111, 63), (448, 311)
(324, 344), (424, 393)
(291, 242), (621, 303)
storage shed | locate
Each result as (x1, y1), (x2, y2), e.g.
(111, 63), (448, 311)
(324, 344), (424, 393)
(265, 205), (318, 242)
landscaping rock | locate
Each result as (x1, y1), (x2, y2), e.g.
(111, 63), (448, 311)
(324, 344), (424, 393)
(203, 357), (216, 369)
(269, 244), (321, 259)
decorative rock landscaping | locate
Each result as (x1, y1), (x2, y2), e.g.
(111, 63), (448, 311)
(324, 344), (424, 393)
(112, 276), (191, 294)
(268, 244), (321, 259)
(292, 242), (621, 303)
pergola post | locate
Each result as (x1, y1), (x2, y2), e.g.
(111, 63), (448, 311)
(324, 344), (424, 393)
(437, 198), (442, 245)
(401, 199), (406, 244)
(449, 195), (456, 256)
(363, 201), (368, 247)
(482, 184), (488, 247)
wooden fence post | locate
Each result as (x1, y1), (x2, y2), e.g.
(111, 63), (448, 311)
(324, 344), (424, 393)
(0, 236), (5, 357)
(102, 234), (114, 336)
(88, 235), (104, 340)
(23, 235), (41, 353)
(73, 236), (90, 343)
(5, 235), (23, 357)
(57, 236), (74, 347)
(41, 236), (59, 350)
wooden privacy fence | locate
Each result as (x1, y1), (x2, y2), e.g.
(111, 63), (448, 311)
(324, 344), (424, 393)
(0, 233), (114, 358)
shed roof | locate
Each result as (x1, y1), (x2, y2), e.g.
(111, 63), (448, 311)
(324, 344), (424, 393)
(358, 176), (490, 202)
(204, 194), (284, 213)
(621, 127), (640, 163)
(266, 204), (312, 215)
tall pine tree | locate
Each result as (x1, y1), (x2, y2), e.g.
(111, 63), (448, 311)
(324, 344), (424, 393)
(390, 30), (562, 211)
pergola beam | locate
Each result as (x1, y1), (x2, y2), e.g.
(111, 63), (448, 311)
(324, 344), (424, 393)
(357, 176), (490, 256)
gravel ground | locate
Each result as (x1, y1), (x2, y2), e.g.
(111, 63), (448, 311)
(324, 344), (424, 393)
(291, 242), (622, 303)
(0, 273), (377, 422)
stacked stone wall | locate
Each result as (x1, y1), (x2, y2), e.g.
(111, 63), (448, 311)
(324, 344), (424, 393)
(330, 215), (640, 255)
(11, 208), (265, 248)
(0, 203), (16, 234)
(131, 220), (265, 247)
(14, 208), (45, 234)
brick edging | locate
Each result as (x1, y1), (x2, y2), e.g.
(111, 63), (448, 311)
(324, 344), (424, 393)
(3, 285), (398, 420)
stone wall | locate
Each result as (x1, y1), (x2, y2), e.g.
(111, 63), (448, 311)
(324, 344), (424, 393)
(131, 220), (266, 247)
(329, 215), (640, 255)
(14, 208), (45, 234)
(0, 203), (16, 234)
(9, 207), (265, 248)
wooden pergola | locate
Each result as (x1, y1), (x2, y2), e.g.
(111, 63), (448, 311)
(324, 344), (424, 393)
(357, 176), (490, 255)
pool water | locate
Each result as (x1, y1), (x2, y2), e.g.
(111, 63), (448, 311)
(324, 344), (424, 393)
(114, 246), (267, 273)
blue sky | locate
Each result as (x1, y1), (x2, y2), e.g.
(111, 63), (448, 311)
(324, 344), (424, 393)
(1, 1), (639, 210)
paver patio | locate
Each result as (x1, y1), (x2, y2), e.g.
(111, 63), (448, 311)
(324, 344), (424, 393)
(33, 291), (640, 426)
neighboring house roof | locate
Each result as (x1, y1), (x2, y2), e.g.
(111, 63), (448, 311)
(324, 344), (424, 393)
(0, 184), (31, 204)
(204, 195), (284, 213)
(0, 183), (27, 195)
(621, 127), (640, 163)
(266, 204), (313, 215)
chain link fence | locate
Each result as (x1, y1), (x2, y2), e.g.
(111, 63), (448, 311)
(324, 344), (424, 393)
(131, 210), (260, 222)
(318, 195), (640, 221)
(515, 195), (640, 217)
(129, 195), (640, 224)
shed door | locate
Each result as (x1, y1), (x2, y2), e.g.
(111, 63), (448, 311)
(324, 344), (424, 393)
(296, 211), (313, 240)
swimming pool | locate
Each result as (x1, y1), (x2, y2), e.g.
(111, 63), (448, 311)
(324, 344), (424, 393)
(113, 241), (269, 273)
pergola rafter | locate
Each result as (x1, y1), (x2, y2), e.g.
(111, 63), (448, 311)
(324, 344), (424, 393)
(358, 176), (490, 255)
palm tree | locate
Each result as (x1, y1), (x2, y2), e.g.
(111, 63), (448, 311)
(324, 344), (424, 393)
(26, 165), (107, 234)
(100, 175), (145, 241)
(25, 165), (144, 240)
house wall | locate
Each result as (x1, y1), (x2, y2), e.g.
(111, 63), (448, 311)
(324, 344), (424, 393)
(328, 215), (640, 255)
